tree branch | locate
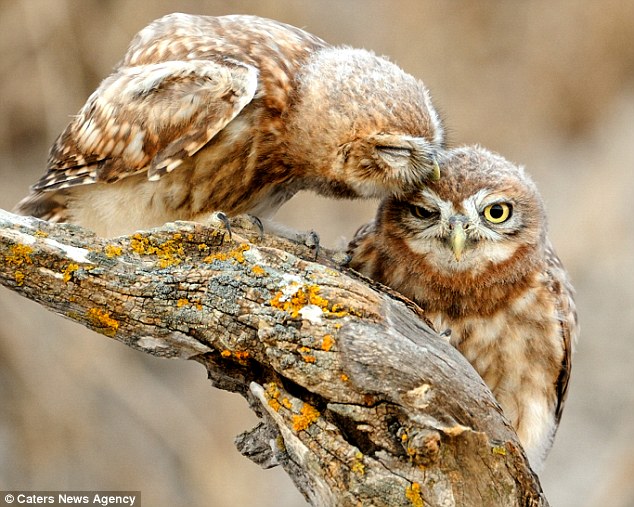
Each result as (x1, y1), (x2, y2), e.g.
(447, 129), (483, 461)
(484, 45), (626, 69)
(0, 208), (548, 507)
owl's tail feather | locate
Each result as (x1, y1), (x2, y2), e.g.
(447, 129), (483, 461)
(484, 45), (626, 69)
(13, 190), (70, 223)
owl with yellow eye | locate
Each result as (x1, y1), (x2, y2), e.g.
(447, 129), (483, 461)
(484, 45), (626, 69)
(348, 145), (578, 471)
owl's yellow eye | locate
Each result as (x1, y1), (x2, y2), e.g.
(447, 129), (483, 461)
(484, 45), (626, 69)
(483, 202), (512, 223)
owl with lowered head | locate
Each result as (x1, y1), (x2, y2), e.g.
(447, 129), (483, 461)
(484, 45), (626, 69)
(348, 145), (577, 471)
(15, 13), (443, 237)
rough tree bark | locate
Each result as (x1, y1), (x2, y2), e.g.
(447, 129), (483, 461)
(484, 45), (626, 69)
(0, 208), (548, 507)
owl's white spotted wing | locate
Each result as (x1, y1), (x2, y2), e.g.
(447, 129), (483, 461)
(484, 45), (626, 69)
(34, 58), (258, 191)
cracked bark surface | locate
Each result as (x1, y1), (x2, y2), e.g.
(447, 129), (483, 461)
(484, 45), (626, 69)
(0, 209), (548, 507)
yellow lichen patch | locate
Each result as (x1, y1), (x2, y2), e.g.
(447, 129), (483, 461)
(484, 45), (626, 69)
(250, 264), (266, 277)
(321, 334), (334, 351)
(492, 445), (507, 456)
(129, 233), (186, 268)
(221, 349), (232, 358)
(203, 243), (250, 264)
(87, 308), (119, 337)
(265, 383), (280, 399)
(340, 373), (349, 382)
(177, 298), (190, 307)
(14, 271), (25, 286)
(104, 244), (123, 258)
(292, 403), (320, 432)
(351, 451), (366, 476)
(6, 244), (33, 268)
(281, 397), (292, 410)
(269, 284), (350, 319)
(405, 482), (424, 507)
(34, 230), (49, 238)
(63, 263), (79, 283)
(197, 243), (209, 251)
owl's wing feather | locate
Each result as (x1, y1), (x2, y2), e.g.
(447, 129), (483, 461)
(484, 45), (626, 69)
(545, 242), (578, 425)
(33, 58), (258, 191)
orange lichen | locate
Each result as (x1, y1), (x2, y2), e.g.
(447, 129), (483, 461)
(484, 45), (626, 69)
(130, 233), (186, 268)
(405, 482), (424, 507)
(269, 284), (349, 319)
(62, 263), (79, 283)
(34, 230), (49, 238)
(203, 243), (250, 264)
(340, 373), (349, 382)
(264, 382), (282, 412)
(250, 265), (266, 277)
(6, 244), (33, 268)
(292, 403), (320, 432)
(281, 397), (293, 410)
(298, 346), (317, 363)
(177, 298), (190, 307)
(321, 334), (334, 351)
(234, 350), (250, 361)
(104, 245), (123, 258)
(87, 308), (119, 337)
(220, 349), (250, 363)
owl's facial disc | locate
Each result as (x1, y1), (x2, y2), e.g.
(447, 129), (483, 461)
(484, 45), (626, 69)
(400, 188), (524, 273)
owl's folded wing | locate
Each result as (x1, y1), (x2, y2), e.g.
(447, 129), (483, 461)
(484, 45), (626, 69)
(34, 58), (258, 192)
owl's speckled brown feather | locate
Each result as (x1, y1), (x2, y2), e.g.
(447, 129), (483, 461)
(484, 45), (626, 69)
(348, 145), (578, 472)
(15, 13), (443, 236)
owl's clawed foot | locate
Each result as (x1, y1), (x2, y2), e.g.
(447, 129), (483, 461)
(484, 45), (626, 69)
(227, 214), (265, 240)
(204, 212), (266, 242)
(205, 211), (233, 241)
(259, 220), (321, 259)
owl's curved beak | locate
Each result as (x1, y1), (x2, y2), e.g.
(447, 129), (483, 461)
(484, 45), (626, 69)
(449, 219), (468, 261)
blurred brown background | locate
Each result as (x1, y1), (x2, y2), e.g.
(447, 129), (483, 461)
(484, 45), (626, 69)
(1, 1), (633, 506)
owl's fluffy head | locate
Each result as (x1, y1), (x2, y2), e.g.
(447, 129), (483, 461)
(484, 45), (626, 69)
(376, 145), (547, 276)
(284, 47), (443, 199)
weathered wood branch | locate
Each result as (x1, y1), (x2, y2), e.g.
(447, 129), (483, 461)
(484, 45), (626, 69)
(0, 208), (548, 507)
